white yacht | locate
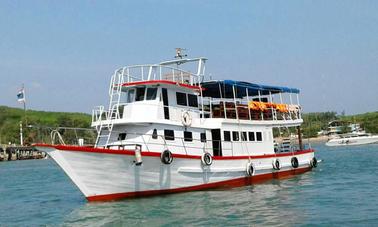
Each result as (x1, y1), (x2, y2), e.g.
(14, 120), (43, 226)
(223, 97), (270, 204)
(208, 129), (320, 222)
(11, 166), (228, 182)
(326, 132), (378, 146)
(35, 51), (317, 202)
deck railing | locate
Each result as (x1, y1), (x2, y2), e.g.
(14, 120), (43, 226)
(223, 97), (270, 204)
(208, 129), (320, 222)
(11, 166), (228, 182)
(91, 100), (302, 127)
(204, 98), (301, 121)
(112, 57), (207, 89)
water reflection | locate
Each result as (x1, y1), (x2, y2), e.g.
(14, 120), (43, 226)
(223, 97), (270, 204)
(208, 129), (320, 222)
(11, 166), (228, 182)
(63, 173), (315, 226)
(4, 143), (378, 225)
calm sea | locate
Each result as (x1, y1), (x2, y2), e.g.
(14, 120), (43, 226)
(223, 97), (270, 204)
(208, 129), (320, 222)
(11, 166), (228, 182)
(1, 143), (378, 226)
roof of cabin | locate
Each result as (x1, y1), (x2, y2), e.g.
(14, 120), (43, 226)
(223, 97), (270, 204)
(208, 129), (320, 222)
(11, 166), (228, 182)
(200, 80), (300, 98)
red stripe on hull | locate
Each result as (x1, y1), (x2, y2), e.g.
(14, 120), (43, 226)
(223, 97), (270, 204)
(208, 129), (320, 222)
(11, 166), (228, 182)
(87, 166), (312, 202)
(33, 143), (314, 160)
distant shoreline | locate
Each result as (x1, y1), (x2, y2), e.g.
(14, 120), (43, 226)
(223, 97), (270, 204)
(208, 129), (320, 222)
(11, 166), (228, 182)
(275, 136), (328, 145)
(305, 136), (328, 144)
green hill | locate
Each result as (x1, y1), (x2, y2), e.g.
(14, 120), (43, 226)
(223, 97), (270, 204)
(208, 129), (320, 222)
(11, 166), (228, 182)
(301, 111), (339, 138)
(341, 112), (378, 134)
(0, 106), (94, 145)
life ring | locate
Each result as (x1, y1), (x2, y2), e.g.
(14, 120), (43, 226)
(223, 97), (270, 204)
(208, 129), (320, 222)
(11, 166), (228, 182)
(181, 111), (192, 127)
(161, 150), (173, 164)
(246, 162), (255, 176)
(291, 157), (299, 168)
(310, 157), (318, 168)
(272, 158), (281, 170)
(201, 153), (213, 166)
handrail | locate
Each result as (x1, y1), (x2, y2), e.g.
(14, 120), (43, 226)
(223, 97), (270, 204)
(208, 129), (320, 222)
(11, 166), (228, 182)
(112, 64), (204, 87)
(50, 130), (66, 145)
(91, 101), (301, 125)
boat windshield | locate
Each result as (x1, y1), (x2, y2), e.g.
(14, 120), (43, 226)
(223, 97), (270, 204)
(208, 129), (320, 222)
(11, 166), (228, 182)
(125, 86), (158, 103)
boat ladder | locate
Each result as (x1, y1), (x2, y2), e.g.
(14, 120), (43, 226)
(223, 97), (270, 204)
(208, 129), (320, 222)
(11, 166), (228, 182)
(95, 69), (125, 147)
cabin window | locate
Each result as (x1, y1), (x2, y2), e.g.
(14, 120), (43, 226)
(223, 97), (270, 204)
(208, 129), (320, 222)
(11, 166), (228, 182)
(224, 131), (231, 141)
(249, 132), (255, 141)
(200, 132), (206, 143)
(135, 87), (146, 101)
(241, 132), (247, 141)
(164, 130), (175, 141)
(152, 129), (158, 139)
(184, 131), (193, 142)
(146, 87), (158, 100)
(176, 92), (187, 106)
(118, 133), (127, 141)
(127, 89), (135, 103)
(232, 131), (239, 141)
(188, 94), (198, 107)
(256, 132), (262, 141)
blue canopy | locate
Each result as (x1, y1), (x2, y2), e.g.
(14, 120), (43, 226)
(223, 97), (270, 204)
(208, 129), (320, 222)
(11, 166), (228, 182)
(201, 80), (299, 98)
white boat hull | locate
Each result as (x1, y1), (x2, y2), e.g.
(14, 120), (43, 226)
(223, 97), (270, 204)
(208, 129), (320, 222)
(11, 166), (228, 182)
(36, 144), (315, 201)
(326, 135), (378, 146)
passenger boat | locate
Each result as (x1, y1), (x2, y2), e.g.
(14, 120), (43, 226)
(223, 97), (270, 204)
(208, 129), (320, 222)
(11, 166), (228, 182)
(326, 132), (378, 146)
(34, 51), (317, 202)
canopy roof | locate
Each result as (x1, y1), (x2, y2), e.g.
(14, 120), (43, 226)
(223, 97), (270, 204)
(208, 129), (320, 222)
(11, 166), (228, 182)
(201, 80), (300, 98)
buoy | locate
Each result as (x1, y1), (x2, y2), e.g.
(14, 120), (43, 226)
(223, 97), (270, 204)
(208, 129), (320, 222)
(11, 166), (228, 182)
(272, 158), (281, 170)
(310, 157), (318, 168)
(246, 162), (255, 176)
(201, 153), (213, 166)
(181, 111), (192, 127)
(161, 149), (173, 164)
(291, 157), (299, 168)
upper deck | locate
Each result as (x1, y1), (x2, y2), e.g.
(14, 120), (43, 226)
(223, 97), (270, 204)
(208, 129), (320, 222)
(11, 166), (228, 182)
(112, 56), (207, 89)
(91, 55), (303, 128)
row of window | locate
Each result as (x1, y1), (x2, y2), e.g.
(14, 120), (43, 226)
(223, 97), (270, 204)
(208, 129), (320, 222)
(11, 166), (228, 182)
(126, 87), (158, 103)
(124, 88), (199, 109)
(118, 130), (263, 142)
(176, 92), (198, 107)
(224, 131), (263, 142)
(163, 129), (206, 142)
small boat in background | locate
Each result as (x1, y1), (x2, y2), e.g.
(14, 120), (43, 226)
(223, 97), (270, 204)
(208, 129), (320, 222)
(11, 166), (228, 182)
(325, 132), (378, 146)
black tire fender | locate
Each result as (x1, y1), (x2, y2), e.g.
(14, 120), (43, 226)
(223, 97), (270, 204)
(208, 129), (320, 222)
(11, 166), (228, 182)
(291, 157), (299, 168)
(246, 162), (255, 176)
(273, 158), (281, 170)
(161, 150), (173, 164)
(201, 153), (213, 166)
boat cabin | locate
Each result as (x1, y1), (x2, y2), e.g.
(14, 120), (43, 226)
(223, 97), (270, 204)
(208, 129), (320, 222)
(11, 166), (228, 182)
(91, 57), (304, 157)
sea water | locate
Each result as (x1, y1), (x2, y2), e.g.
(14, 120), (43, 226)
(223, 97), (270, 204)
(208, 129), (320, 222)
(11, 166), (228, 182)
(1, 143), (378, 226)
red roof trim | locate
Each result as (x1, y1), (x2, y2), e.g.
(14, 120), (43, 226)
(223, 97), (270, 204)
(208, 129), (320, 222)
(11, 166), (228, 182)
(33, 143), (314, 160)
(120, 80), (203, 91)
(87, 166), (311, 201)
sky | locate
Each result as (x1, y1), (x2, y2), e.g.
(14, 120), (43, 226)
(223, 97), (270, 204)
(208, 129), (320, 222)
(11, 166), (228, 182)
(0, 0), (377, 115)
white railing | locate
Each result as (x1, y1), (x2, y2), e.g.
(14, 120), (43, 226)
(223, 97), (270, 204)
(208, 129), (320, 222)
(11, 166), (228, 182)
(92, 106), (108, 123)
(91, 100), (301, 126)
(203, 97), (302, 122)
(110, 57), (207, 92)
(113, 65), (203, 86)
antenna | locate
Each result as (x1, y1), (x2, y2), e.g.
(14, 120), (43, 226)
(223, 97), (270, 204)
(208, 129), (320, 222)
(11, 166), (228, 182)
(175, 48), (187, 59)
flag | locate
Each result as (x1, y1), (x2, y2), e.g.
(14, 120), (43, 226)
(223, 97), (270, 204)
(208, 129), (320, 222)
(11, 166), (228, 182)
(17, 87), (25, 103)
